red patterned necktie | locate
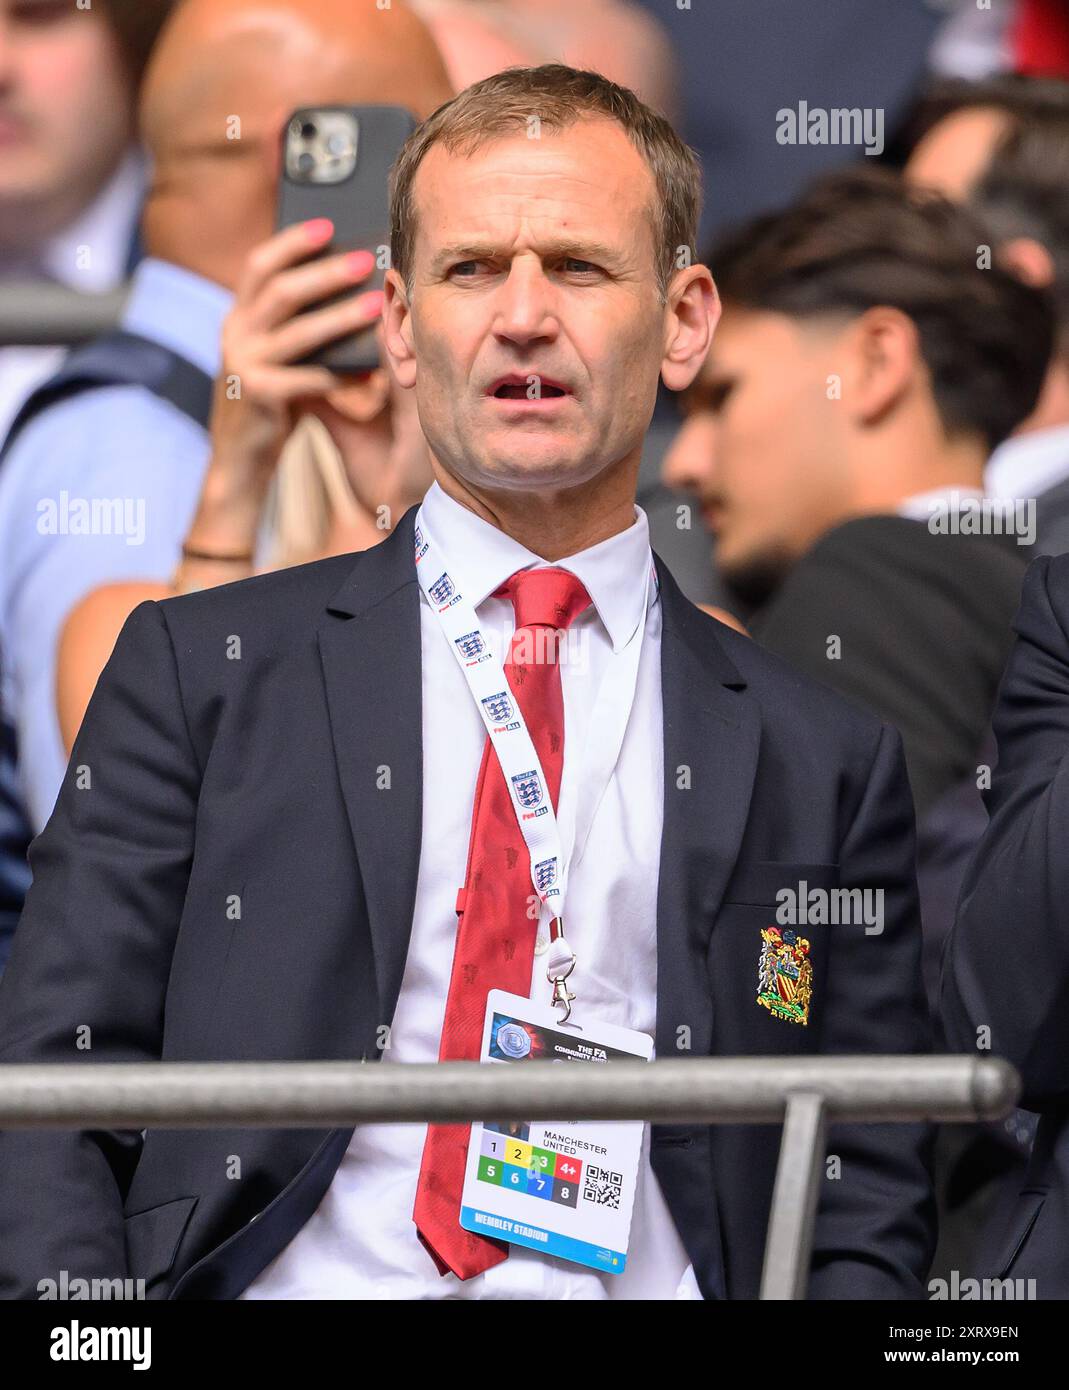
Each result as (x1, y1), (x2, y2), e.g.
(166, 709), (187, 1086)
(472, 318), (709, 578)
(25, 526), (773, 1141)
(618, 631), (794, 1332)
(413, 566), (593, 1279)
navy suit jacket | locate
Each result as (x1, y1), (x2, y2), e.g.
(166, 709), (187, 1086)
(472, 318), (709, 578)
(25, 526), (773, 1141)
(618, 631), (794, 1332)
(0, 507), (934, 1299)
(944, 553), (1069, 1294)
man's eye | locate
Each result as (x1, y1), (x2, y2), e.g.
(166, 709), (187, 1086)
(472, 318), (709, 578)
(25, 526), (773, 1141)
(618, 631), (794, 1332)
(562, 259), (599, 275)
(681, 380), (733, 416)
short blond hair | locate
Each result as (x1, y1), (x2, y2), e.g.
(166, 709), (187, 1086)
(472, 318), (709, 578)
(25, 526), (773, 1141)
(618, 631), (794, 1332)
(389, 62), (703, 303)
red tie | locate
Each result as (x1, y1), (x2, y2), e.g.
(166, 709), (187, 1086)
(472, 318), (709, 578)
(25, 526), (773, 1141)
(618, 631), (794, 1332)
(413, 566), (592, 1279)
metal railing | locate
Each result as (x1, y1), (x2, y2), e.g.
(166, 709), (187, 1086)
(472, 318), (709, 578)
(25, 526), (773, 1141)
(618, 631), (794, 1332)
(0, 283), (127, 346)
(0, 1054), (1019, 1300)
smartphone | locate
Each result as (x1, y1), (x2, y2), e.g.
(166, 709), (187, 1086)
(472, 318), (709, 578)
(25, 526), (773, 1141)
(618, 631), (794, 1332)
(275, 104), (417, 374)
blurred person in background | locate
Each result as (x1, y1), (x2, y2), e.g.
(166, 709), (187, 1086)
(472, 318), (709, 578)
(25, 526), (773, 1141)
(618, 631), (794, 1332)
(409, 0), (679, 123)
(662, 167), (1050, 826)
(662, 167), (1053, 1282)
(0, 0), (173, 978)
(55, 226), (434, 750)
(905, 75), (1069, 552)
(0, 0), (174, 434)
(0, 0), (453, 972)
(943, 549), (1069, 1295)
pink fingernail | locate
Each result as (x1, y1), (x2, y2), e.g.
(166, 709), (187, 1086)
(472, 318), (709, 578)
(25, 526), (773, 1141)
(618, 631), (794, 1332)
(305, 218), (334, 243)
(362, 290), (384, 315)
(346, 249), (375, 276)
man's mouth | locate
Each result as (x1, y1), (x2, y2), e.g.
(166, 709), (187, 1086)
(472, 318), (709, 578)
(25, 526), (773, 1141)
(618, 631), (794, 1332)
(487, 373), (571, 400)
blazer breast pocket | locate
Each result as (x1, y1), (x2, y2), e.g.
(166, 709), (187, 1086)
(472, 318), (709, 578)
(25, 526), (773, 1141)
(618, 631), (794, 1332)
(722, 860), (841, 907)
(710, 862), (840, 1050)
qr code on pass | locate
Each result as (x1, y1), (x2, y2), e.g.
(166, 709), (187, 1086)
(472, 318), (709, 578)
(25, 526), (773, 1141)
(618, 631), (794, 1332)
(582, 1165), (623, 1210)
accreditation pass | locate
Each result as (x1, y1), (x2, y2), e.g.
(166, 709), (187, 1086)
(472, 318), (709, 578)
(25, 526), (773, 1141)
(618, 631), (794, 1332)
(459, 989), (653, 1274)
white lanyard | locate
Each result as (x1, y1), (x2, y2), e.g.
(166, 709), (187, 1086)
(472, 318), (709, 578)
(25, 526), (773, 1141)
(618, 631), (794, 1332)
(413, 509), (655, 1020)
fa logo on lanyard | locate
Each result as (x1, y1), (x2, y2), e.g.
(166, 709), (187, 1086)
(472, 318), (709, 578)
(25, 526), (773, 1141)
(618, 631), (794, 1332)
(511, 770), (544, 809)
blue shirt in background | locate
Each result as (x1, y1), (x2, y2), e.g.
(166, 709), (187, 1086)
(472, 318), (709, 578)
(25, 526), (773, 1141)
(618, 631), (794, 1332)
(0, 257), (232, 834)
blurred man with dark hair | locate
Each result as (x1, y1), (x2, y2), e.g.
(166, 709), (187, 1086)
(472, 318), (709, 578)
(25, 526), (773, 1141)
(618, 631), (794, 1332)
(663, 165), (1053, 1279)
(0, 0), (174, 432)
(905, 75), (1069, 550)
(664, 166), (1051, 821)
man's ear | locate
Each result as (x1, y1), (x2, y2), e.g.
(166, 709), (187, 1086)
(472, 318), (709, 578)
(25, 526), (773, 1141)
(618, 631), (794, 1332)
(843, 306), (920, 429)
(661, 265), (720, 393)
(383, 267), (417, 389)
(1000, 236), (1055, 290)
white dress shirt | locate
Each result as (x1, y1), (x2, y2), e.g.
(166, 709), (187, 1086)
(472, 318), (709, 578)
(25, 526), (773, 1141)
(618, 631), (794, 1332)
(242, 481), (701, 1299)
(895, 484), (986, 522)
(985, 424), (1069, 502)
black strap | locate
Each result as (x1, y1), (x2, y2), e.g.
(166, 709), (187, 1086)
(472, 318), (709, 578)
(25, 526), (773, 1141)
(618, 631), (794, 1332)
(0, 328), (214, 468)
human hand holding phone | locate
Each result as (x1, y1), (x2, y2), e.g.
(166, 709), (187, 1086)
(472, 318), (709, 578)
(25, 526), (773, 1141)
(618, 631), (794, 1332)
(193, 218), (384, 554)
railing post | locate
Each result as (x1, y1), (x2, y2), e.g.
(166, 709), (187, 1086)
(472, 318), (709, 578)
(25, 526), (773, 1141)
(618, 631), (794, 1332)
(759, 1091), (827, 1300)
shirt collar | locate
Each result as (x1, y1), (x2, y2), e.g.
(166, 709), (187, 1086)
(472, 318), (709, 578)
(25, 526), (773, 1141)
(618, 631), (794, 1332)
(896, 484), (986, 521)
(42, 147), (146, 292)
(985, 424), (1069, 501)
(120, 257), (234, 377)
(418, 479), (654, 653)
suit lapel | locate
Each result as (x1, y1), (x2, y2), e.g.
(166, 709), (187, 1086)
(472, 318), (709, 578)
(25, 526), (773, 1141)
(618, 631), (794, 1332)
(651, 557), (760, 1299)
(317, 507), (424, 1029)
(653, 555), (761, 1058)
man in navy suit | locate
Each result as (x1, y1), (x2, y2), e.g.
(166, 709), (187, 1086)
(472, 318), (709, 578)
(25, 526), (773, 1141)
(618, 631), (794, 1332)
(944, 551), (1069, 1294)
(0, 64), (934, 1300)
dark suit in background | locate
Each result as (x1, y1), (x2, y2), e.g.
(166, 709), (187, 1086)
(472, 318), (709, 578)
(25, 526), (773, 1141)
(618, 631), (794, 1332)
(750, 515), (1028, 820)
(944, 553), (1069, 1294)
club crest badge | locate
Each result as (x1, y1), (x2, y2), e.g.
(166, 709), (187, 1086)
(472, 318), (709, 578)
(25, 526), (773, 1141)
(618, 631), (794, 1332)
(756, 926), (812, 1026)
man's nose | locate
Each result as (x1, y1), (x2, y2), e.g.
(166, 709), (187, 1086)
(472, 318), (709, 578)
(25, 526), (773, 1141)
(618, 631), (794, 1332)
(662, 412), (718, 493)
(492, 262), (558, 344)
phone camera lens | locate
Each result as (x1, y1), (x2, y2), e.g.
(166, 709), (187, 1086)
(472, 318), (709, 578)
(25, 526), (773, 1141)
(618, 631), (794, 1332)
(297, 151), (316, 175)
(299, 121), (318, 141)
